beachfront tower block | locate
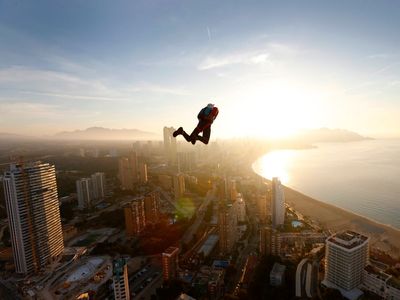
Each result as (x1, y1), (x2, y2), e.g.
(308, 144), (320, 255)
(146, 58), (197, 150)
(3, 162), (64, 275)
(271, 177), (285, 228)
(323, 231), (369, 299)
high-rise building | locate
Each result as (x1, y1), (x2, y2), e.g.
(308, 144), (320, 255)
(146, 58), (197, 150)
(177, 151), (196, 172)
(162, 246), (179, 283)
(271, 177), (285, 228)
(228, 179), (238, 202)
(124, 198), (146, 238)
(3, 162), (64, 274)
(257, 194), (268, 223)
(236, 194), (246, 222)
(218, 203), (238, 255)
(163, 126), (177, 166)
(76, 178), (92, 210)
(173, 173), (185, 200)
(138, 161), (148, 184)
(323, 231), (369, 298)
(259, 226), (279, 256)
(91, 172), (106, 200)
(113, 258), (130, 300)
(118, 152), (139, 191)
(144, 192), (160, 225)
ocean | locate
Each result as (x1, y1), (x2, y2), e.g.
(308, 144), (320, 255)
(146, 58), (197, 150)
(252, 139), (400, 229)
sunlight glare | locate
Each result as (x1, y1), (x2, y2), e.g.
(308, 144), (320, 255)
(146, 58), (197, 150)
(258, 150), (296, 184)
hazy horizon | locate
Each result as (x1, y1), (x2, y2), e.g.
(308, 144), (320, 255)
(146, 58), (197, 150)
(1, 1), (400, 138)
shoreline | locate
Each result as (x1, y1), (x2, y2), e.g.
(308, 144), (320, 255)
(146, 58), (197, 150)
(251, 163), (400, 259)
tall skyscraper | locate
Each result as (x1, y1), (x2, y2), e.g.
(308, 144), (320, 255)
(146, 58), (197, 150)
(271, 177), (285, 228)
(113, 258), (130, 300)
(144, 192), (160, 225)
(76, 178), (92, 210)
(3, 162), (64, 274)
(162, 246), (179, 283)
(163, 126), (177, 166)
(323, 231), (369, 296)
(173, 173), (185, 200)
(91, 172), (106, 200)
(124, 198), (146, 238)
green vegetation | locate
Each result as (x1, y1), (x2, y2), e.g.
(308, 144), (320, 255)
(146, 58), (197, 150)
(175, 197), (196, 219)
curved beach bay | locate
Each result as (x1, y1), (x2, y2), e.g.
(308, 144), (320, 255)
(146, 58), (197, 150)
(253, 139), (400, 258)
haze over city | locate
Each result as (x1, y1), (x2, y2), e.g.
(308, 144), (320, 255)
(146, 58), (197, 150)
(1, 2), (400, 300)
(1, 1), (400, 138)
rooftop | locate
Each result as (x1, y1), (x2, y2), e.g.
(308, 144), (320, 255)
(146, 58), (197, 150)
(327, 230), (369, 249)
(163, 246), (179, 256)
(270, 263), (286, 276)
(364, 265), (391, 281)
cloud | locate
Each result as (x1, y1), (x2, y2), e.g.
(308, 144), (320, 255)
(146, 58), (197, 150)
(198, 50), (271, 70)
(0, 66), (189, 103)
(197, 42), (296, 70)
(0, 100), (61, 118)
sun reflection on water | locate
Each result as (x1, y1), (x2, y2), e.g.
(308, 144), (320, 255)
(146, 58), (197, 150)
(257, 150), (296, 185)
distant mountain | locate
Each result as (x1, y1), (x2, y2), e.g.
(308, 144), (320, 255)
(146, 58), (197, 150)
(295, 128), (372, 143)
(54, 127), (157, 140)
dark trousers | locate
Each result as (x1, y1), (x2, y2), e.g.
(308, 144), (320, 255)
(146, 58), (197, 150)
(181, 121), (211, 144)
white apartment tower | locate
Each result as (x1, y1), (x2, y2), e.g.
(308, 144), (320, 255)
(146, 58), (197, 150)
(3, 162), (64, 274)
(271, 177), (285, 228)
(113, 258), (130, 300)
(323, 231), (369, 294)
(76, 178), (92, 210)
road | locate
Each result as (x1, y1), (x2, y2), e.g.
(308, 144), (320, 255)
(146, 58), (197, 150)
(129, 263), (162, 299)
(230, 206), (259, 295)
(181, 187), (216, 245)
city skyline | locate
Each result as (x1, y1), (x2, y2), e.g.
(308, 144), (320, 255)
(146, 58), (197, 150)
(1, 1), (400, 138)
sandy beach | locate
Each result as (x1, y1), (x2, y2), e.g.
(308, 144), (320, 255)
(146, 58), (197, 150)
(282, 185), (400, 259)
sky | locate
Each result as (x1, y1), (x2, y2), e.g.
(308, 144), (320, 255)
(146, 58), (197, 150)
(0, 0), (400, 138)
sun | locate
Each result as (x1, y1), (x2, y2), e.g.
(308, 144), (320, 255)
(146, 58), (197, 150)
(225, 80), (324, 139)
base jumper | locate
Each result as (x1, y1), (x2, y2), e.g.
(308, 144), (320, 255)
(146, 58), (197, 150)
(173, 103), (219, 145)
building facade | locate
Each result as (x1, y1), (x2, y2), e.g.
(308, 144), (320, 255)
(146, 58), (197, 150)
(162, 246), (179, 283)
(323, 231), (369, 294)
(3, 162), (64, 274)
(173, 173), (185, 200)
(144, 192), (160, 225)
(163, 126), (177, 166)
(124, 198), (146, 238)
(113, 258), (130, 300)
(271, 177), (285, 228)
(91, 172), (106, 200)
(76, 178), (92, 210)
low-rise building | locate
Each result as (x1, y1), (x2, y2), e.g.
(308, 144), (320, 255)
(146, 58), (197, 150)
(270, 263), (286, 286)
(362, 265), (400, 300)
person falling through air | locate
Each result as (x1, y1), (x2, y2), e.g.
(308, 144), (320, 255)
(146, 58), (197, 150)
(173, 103), (219, 145)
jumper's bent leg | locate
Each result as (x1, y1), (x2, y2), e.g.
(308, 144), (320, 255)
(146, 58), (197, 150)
(194, 126), (211, 145)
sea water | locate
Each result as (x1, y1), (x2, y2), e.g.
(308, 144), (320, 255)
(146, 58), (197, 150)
(253, 139), (400, 229)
